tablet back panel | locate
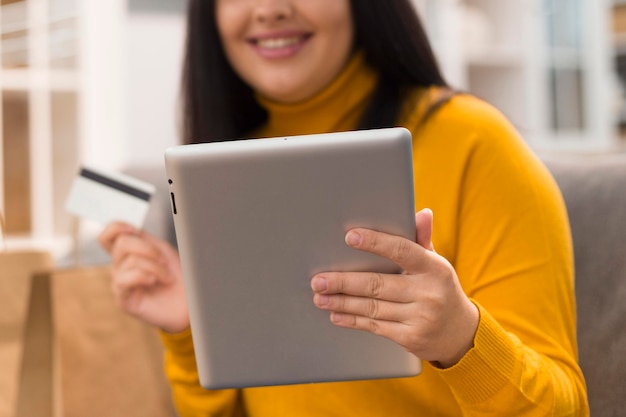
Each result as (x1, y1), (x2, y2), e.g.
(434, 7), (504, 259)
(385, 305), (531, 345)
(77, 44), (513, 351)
(164, 128), (421, 389)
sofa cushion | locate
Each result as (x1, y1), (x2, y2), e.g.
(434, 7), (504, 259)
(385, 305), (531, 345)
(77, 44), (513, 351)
(543, 153), (626, 416)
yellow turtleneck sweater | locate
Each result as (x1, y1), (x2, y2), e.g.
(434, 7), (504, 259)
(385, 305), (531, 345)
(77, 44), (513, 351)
(161, 53), (588, 416)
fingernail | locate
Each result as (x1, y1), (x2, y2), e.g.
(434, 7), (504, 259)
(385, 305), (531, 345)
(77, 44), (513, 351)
(331, 312), (344, 323)
(315, 294), (329, 306)
(311, 276), (327, 292)
(345, 231), (361, 247)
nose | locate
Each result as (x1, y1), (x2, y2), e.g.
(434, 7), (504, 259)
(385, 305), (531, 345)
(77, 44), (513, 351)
(252, 0), (293, 23)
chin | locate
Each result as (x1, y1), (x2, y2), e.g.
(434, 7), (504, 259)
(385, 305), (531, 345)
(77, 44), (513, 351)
(259, 84), (310, 103)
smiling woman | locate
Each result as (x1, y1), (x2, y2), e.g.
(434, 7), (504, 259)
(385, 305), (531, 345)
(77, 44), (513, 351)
(216, 0), (354, 103)
(98, 0), (589, 416)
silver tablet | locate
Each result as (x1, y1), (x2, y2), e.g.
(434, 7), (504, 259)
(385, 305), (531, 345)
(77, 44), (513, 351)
(164, 127), (421, 389)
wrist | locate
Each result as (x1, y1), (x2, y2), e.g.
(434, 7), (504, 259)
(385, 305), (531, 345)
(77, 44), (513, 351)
(435, 300), (480, 368)
(160, 316), (191, 334)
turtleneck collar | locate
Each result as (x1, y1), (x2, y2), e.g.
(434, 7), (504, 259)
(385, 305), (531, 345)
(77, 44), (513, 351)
(254, 51), (378, 137)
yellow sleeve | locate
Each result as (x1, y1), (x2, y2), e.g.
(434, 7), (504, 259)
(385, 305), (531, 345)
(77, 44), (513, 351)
(405, 92), (589, 416)
(160, 329), (246, 417)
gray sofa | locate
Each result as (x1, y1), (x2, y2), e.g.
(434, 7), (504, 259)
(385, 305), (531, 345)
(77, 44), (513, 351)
(542, 153), (626, 417)
(126, 151), (626, 415)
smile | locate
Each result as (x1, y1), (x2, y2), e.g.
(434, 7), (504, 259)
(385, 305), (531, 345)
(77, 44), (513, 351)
(255, 36), (306, 49)
(249, 33), (312, 59)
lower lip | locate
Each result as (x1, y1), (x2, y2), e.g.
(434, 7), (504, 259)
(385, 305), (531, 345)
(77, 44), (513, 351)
(251, 36), (310, 59)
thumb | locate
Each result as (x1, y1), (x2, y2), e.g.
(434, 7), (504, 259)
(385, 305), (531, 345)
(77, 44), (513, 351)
(415, 208), (435, 251)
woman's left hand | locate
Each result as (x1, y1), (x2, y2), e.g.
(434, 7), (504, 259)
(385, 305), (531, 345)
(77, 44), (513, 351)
(311, 208), (479, 368)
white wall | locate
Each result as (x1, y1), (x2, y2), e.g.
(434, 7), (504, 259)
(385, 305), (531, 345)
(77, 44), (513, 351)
(125, 3), (186, 167)
(80, 0), (127, 170)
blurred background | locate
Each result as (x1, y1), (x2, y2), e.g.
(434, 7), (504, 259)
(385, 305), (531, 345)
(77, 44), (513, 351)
(0, 0), (624, 263)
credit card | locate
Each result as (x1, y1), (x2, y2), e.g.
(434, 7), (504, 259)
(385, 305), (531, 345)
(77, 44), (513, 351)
(65, 166), (156, 229)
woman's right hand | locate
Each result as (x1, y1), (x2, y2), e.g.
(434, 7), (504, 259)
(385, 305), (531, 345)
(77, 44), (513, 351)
(99, 222), (189, 333)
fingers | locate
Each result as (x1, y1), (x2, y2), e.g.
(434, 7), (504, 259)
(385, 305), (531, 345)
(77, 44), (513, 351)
(311, 275), (417, 351)
(415, 208), (434, 251)
(311, 271), (420, 337)
(113, 258), (165, 295)
(118, 253), (170, 285)
(313, 292), (411, 322)
(328, 312), (413, 350)
(98, 222), (137, 253)
(111, 248), (174, 312)
(110, 233), (164, 267)
(311, 272), (420, 327)
(345, 228), (429, 274)
(343, 208), (437, 273)
(311, 272), (415, 303)
(104, 228), (176, 299)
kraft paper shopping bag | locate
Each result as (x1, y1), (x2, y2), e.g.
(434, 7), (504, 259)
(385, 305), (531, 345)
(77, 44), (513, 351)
(0, 210), (54, 417)
(14, 272), (55, 417)
(50, 265), (175, 417)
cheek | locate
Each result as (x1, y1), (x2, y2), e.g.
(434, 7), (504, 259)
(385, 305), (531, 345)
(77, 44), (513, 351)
(323, 17), (354, 68)
(315, 3), (354, 49)
(335, 19), (354, 50)
(215, 2), (243, 47)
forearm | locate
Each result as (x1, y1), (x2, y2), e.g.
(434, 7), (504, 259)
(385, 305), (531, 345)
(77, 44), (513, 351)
(436, 303), (588, 417)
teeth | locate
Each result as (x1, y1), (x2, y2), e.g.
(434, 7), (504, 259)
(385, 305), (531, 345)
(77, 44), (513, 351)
(256, 36), (302, 49)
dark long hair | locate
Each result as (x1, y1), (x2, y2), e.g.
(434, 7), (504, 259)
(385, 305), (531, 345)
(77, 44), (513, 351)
(182, 0), (450, 144)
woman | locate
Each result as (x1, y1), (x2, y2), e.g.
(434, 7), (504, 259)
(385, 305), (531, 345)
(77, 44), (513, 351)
(99, 0), (589, 415)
